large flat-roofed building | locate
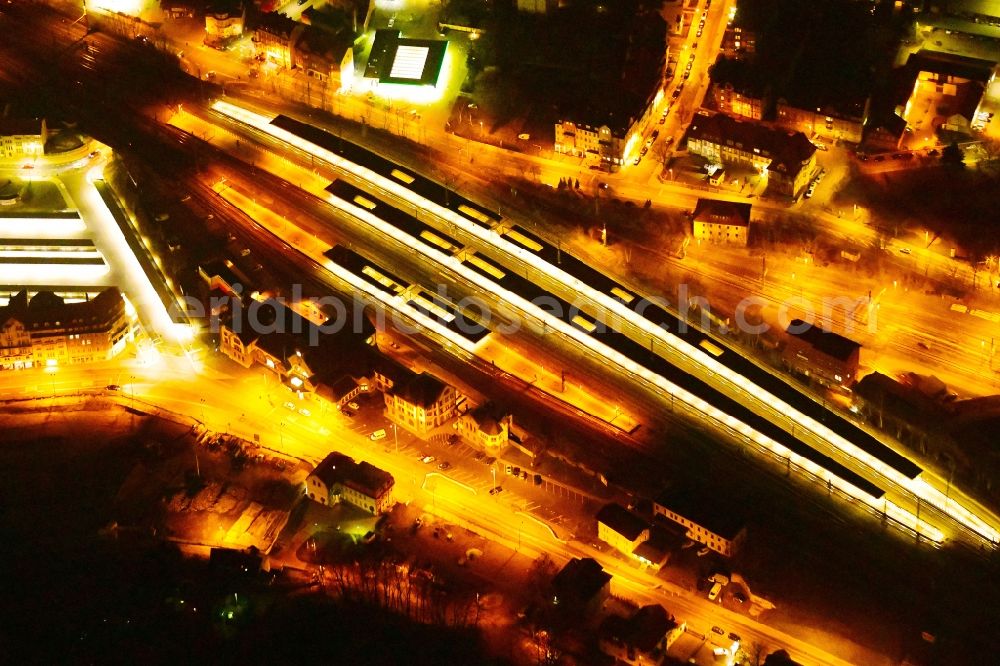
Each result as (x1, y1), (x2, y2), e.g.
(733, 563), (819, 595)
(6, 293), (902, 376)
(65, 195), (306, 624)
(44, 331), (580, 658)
(0, 115), (46, 160)
(363, 30), (448, 87)
(306, 451), (395, 515)
(692, 199), (751, 246)
(0, 288), (132, 369)
(782, 318), (861, 388)
(917, 0), (1000, 39)
(685, 111), (816, 197)
(654, 488), (747, 557)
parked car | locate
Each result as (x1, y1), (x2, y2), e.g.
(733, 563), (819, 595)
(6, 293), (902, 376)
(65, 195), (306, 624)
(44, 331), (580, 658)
(370, 428), (387, 441)
(348, 401), (360, 410)
(437, 461), (452, 471)
(489, 486), (503, 495)
(421, 455), (436, 464)
(712, 626), (725, 636)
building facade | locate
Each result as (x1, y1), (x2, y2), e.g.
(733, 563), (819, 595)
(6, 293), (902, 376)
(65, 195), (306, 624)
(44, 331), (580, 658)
(782, 318), (861, 388)
(251, 13), (302, 69)
(0, 288), (132, 370)
(384, 371), (458, 436)
(775, 100), (867, 144)
(205, 2), (245, 48)
(710, 82), (764, 121)
(654, 489), (746, 557)
(692, 199), (751, 246)
(454, 403), (511, 450)
(685, 111), (817, 197)
(597, 503), (651, 557)
(306, 451), (395, 515)
(0, 117), (46, 160)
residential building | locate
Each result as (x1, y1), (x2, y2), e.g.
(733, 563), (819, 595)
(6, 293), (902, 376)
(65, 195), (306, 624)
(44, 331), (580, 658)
(654, 488), (747, 557)
(0, 288), (133, 370)
(775, 98), (867, 144)
(599, 604), (685, 666)
(384, 369), (458, 436)
(251, 12), (303, 69)
(692, 199), (751, 247)
(547, 4), (667, 169)
(293, 25), (354, 88)
(782, 318), (861, 388)
(205, 1), (245, 48)
(551, 557), (611, 617)
(685, 111), (817, 197)
(711, 81), (765, 121)
(596, 503), (650, 557)
(306, 451), (395, 514)
(454, 402), (511, 450)
(721, 25), (756, 58)
(0, 115), (46, 160)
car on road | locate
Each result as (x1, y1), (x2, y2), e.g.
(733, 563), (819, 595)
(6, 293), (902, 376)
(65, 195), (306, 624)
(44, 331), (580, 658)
(729, 632), (741, 642)
(437, 461), (452, 471)
(484, 456), (496, 465)
(298, 408), (311, 417)
(598, 181), (609, 189)
(370, 428), (387, 441)
(732, 590), (747, 603)
(899, 247), (911, 255)
(640, 146), (649, 156)
(473, 451), (485, 462)
(348, 401), (360, 411)
(106, 384), (121, 391)
(651, 129), (660, 140)
(712, 626), (725, 635)
(489, 486), (503, 495)
(283, 401), (296, 411)
(421, 455), (436, 464)
(362, 530), (377, 544)
(633, 156), (641, 165)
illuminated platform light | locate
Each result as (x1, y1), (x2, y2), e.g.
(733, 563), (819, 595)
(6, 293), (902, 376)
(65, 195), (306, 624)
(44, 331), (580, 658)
(88, 0), (146, 16)
(213, 99), (955, 544)
(389, 46), (430, 81)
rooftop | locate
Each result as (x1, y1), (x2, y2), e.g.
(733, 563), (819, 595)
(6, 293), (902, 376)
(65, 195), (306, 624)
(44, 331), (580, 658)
(905, 49), (996, 83)
(388, 371), (449, 409)
(364, 30), (448, 86)
(692, 199), (752, 228)
(310, 451), (394, 499)
(552, 557), (611, 606)
(655, 487), (746, 540)
(686, 112), (816, 175)
(597, 503), (649, 541)
(0, 287), (125, 332)
(0, 116), (44, 137)
(600, 604), (675, 654)
(786, 319), (860, 361)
